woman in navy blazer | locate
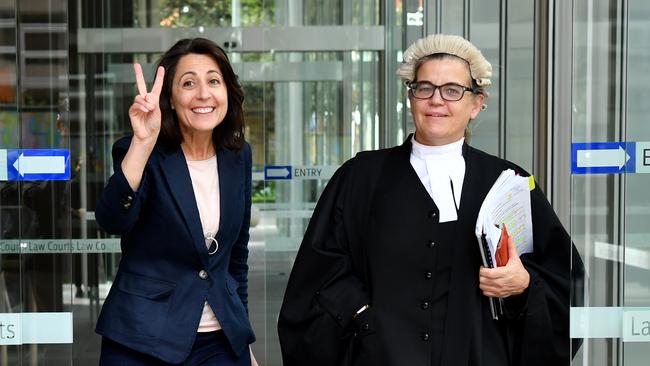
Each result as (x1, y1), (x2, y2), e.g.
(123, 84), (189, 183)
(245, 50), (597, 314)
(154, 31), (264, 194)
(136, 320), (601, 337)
(95, 38), (257, 365)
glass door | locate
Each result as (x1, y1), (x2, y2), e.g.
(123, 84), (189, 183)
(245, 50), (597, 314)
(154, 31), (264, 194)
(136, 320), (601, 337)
(570, 0), (650, 365)
(0, 1), (75, 365)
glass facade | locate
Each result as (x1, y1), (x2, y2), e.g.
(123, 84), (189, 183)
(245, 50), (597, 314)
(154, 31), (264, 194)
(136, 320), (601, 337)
(570, 0), (650, 365)
(0, 0), (647, 365)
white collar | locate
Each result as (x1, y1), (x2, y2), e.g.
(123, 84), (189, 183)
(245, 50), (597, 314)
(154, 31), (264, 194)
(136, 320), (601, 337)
(411, 135), (464, 160)
(409, 135), (466, 222)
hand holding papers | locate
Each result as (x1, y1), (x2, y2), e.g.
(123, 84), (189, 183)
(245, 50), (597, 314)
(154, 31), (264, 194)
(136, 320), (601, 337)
(475, 169), (534, 319)
(476, 169), (533, 267)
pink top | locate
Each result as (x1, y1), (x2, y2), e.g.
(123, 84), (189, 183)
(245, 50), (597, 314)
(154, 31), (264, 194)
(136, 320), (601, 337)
(187, 155), (221, 332)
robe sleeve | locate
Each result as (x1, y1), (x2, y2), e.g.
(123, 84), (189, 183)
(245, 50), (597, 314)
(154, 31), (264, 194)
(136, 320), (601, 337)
(503, 182), (585, 364)
(278, 159), (369, 366)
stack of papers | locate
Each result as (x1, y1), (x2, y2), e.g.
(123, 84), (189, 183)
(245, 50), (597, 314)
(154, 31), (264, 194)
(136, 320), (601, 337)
(475, 169), (534, 268)
(475, 169), (534, 320)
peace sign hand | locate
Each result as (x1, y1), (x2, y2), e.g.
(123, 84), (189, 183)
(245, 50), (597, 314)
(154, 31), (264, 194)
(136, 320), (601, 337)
(128, 64), (165, 145)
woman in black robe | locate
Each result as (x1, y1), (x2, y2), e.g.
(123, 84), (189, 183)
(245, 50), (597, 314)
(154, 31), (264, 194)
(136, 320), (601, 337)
(278, 34), (583, 366)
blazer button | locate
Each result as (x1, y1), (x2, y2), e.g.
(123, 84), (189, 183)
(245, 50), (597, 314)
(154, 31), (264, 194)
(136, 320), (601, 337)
(198, 270), (209, 280)
(421, 332), (430, 341)
(121, 195), (134, 209)
(361, 323), (369, 331)
(427, 241), (436, 248)
(428, 210), (437, 219)
(421, 301), (430, 310)
(424, 271), (432, 280)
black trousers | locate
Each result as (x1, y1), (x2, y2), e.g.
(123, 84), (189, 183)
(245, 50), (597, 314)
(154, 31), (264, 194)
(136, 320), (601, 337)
(99, 331), (251, 366)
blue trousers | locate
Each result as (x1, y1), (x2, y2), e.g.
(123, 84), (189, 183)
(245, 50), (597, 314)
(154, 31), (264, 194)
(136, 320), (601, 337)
(99, 331), (251, 366)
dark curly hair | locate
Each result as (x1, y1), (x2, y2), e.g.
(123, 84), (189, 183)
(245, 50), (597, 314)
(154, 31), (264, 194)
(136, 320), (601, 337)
(155, 38), (245, 151)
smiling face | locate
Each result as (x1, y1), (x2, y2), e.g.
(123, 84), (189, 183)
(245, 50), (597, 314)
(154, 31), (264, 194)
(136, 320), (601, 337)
(170, 53), (228, 139)
(409, 56), (484, 146)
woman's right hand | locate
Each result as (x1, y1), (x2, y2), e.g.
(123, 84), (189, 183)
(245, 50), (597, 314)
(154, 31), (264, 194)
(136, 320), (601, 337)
(128, 63), (165, 145)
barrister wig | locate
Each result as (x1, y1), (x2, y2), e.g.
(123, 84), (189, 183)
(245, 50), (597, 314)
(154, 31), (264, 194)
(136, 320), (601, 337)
(396, 34), (492, 88)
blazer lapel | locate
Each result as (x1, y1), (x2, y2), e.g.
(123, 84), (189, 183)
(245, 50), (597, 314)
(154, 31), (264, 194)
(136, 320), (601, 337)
(215, 146), (243, 246)
(159, 147), (209, 268)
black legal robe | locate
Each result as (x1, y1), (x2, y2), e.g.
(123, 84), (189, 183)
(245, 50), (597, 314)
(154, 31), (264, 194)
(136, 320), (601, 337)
(278, 137), (582, 366)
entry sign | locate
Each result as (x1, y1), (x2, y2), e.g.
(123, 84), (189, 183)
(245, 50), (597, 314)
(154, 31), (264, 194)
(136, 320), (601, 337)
(636, 142), (650, 174)
(264, 165), (338, 180)
(0, 149), (70, 181)
(572, 142), (636, 174)
(264, 165), (292, 180)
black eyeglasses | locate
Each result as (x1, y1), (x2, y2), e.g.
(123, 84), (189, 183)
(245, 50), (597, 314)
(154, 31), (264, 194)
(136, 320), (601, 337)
(407, 81), (476, 101)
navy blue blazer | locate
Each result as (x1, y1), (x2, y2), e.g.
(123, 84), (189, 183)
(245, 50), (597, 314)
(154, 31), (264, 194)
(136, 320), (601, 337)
(95, 136), (255, 364)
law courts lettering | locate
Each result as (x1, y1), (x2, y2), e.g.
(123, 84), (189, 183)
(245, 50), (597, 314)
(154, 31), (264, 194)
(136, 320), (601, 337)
(0, 321), (16, 340)
(623, 310), (650, 342)
(631, 317), (650, 336)
(0, 314), (20, 345)
(0, 239), (120, 253)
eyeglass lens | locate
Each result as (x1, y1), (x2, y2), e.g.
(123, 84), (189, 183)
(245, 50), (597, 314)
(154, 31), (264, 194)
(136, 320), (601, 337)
(410, 82), (468, 101)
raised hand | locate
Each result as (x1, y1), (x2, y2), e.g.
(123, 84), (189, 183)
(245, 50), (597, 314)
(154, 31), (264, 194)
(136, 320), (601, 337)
(120, 64), (165, 191)
(128, 63), (165, 144)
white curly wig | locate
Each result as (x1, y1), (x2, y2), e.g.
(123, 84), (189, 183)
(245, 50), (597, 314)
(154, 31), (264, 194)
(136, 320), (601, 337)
(396, 34), (492, 88)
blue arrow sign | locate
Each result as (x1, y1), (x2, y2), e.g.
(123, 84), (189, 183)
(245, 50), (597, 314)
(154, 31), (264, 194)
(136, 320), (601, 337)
(2, 149), (71, 181)
(264, 165), (292, 180)
(572, 142), (635, 174)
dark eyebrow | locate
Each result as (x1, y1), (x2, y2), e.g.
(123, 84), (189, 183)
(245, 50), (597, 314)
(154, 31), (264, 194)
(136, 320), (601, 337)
(179, 71), (197, 79)
(179, 70), (222, 79)
(414, 81), (467, 87)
